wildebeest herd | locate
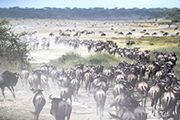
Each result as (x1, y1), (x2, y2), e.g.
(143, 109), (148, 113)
(0, 34), (179, 120)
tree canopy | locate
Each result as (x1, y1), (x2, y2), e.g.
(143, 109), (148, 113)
(0, 7), (169, 20)
(0, 18), (30, 67)
(165, 8), (180, 23)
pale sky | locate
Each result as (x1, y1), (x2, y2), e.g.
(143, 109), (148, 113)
(0, 0), (180, 9)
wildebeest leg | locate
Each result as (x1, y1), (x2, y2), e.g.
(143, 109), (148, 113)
(7, 86), (16, 98)
(115, 106), (119, 115)
(96, 104), (99, 115)
(153, 99), (158, 116)
(1, 87), (5, 98)
(70, 97), (72, 105)
(21, 78), (24, 87)
(148, 72), (151, 81)
(144, 96), (147, 107)
(34, 114), (39, 120)
(88, 83), (91, 96)
(101, 104), (104, 117)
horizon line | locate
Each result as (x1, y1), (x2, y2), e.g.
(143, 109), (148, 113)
(0, 6), (179, 9)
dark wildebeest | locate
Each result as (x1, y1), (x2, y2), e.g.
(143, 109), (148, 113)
(163, 32), (169, 36)
(174, 27), (178, 30)
(118, 32), (124, 35)
(101, 33), (106, 36)
(152, 32), (157, 36)
(0, 71), (19, 98)
(176, 32), (179, 36)
(94, 85), (106, 118)
(30, 89), (46, 120)
(126, 32), (132, 36)
(49, 32), (54, 37)
(49, 95), (72, 120)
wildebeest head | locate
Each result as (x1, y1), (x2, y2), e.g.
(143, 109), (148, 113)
(49, 95), (62, 115)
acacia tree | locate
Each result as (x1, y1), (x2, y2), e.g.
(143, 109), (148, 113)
(0, 18), (30, 66)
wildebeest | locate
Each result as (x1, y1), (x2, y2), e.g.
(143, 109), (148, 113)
(31, 89), (46, 120)
(163, 32), (169, 36)
(70, 78), (80, 101)
(176, 32), (179, 36)
(137, 79), (149, 107)
(60, 83), (74, 104)
(126, 32), (132, 36)
(148, 82), (161, 116)
(94, 85), (106, 117)
(84, 70), (93, 96)
(49, 95), (72, 120)
(49, 66), (60, 88)
(28, 69), (42, 90)
(0, 71), (19, 98)
(148, 61), (160, 81)
(19, 66), (29, 87)
(110, 91), (147, 120)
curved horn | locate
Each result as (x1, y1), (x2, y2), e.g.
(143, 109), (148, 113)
(128, 85), (133, 91)
(49, 94), (53, 100)
(109, 112), (121, 119)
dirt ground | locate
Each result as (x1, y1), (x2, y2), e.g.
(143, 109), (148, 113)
(0, 19), (166, 120)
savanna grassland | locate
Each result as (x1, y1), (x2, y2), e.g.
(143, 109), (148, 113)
(0, 18), (180, 120)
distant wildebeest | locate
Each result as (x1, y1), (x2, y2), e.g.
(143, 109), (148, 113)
(49, 32), (54, 37)
(19, 66), (29, 87)
(0, 71), (19, 98)
(163, 32), (169, 36)
(30, 89), (46, 120)
(126, 32), (132, 36)
(49, 95), (72, 120)
(176, 32), (179, 36)
(152, 32), (157, 36)
(126, 40), (135, 46)
(101, 33), (106, 36)
(144, 32), (150, 35)
(140, 29), (147, 33)
(118, 32), (124, 35)
(131, 29), (136, 32)
(174, 27), (178, 30)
